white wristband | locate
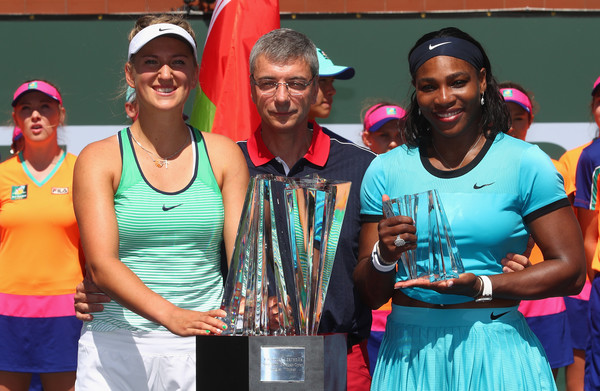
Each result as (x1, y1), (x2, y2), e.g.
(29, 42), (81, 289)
(371, 241), (397, 273)
(475, 275), (493, 302)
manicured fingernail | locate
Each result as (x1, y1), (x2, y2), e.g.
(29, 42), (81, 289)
(206, 330), (210, 334)
(222, 325), (227, 330)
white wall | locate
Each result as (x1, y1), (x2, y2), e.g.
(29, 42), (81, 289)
(1, 122), (596, 157)
(324, 122), (597, 156)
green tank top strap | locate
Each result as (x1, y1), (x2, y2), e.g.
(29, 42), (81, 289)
(191, 126), (221, 195)
(116, 128), (140, 196)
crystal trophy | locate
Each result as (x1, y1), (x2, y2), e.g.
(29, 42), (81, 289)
(383, 189), (464, 281)
(219, 174), (351, 336)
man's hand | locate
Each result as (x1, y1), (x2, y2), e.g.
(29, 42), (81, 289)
(74, 277), (111, 321)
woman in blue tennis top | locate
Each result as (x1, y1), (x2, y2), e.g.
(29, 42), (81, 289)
(353, 27), (585, 391)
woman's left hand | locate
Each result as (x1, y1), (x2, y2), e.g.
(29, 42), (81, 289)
(501, 253), (532, 273)
(393, 272), (479, 297)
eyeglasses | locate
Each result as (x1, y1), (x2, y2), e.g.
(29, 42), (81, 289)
(250, 75), (315, 97)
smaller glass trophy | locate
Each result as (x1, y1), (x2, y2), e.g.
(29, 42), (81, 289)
(383, 189), (464, 281)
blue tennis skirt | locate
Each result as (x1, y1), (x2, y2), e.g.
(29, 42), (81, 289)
(372, 305), (556, 391)
(0, 314), (82, 372)
(564, 295), (590, 350)
(525, 311), (573, 368)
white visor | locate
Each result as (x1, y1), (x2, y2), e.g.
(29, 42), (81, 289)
(128, 23), (197, 61)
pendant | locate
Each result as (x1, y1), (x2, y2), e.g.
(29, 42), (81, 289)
(154, 160), (167, 168)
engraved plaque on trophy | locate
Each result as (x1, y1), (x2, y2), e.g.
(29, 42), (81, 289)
(383, 189), (464, 281)
(260, 346), (305, 382)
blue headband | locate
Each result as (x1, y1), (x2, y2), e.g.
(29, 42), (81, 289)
(409, 37), (485, 75)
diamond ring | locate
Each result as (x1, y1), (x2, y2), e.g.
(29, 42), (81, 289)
(394, 235), (406, 247)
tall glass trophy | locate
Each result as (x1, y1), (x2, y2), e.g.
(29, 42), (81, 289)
(198, 174), (351, 390)
(383, 189), (464, 281)
(219, 174), (351, 335)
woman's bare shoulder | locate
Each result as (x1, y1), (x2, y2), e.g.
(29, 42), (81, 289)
(200, 131), (248, 182)
(201, 131), (244, 162)
(76, 134), (120, 164)
(75, 134), (123, 185)
(201, 131), (240, 148)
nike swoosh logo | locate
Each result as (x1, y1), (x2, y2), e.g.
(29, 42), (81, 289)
(162, 203), (183, 211)
(473, 182), (495, 189)
(429, 42), (451, 50)
(490, 311), (509, 320)
(158, 27), (172, 32)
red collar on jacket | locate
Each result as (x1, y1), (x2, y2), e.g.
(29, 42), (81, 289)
(246, 120), (330, 168)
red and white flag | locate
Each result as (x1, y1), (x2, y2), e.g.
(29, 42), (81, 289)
(190, 0), (280, 141)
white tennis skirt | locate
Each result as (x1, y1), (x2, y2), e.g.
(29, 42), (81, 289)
(75, 328), (196, 391)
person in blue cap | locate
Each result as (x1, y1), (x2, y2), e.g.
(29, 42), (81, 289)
(308, 48), (355, 121)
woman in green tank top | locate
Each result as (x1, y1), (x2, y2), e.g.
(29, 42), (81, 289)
(72, 15), (249, 390)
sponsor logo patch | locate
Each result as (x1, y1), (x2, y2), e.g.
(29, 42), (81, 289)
(11, 185), (27, 200)
(51, 187), (69, 195)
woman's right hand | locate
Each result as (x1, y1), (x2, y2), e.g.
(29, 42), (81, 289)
(162, 307), (228, 337)
(377, 195), (417, 264)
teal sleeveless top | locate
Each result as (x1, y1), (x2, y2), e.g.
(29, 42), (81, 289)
(87, 126), (225, 332)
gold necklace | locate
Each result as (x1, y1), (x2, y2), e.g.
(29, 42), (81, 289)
(130, 130), (190, 169)
(432, 133), (483, 170)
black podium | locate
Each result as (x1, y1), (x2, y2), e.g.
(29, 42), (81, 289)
(197, 334), (347, 390)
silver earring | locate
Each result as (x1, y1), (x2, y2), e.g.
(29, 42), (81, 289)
(480, 93), (485, 106)
(418, 108), (421, 116)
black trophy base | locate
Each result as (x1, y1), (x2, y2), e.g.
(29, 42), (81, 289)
(196, 334), (347, 391)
